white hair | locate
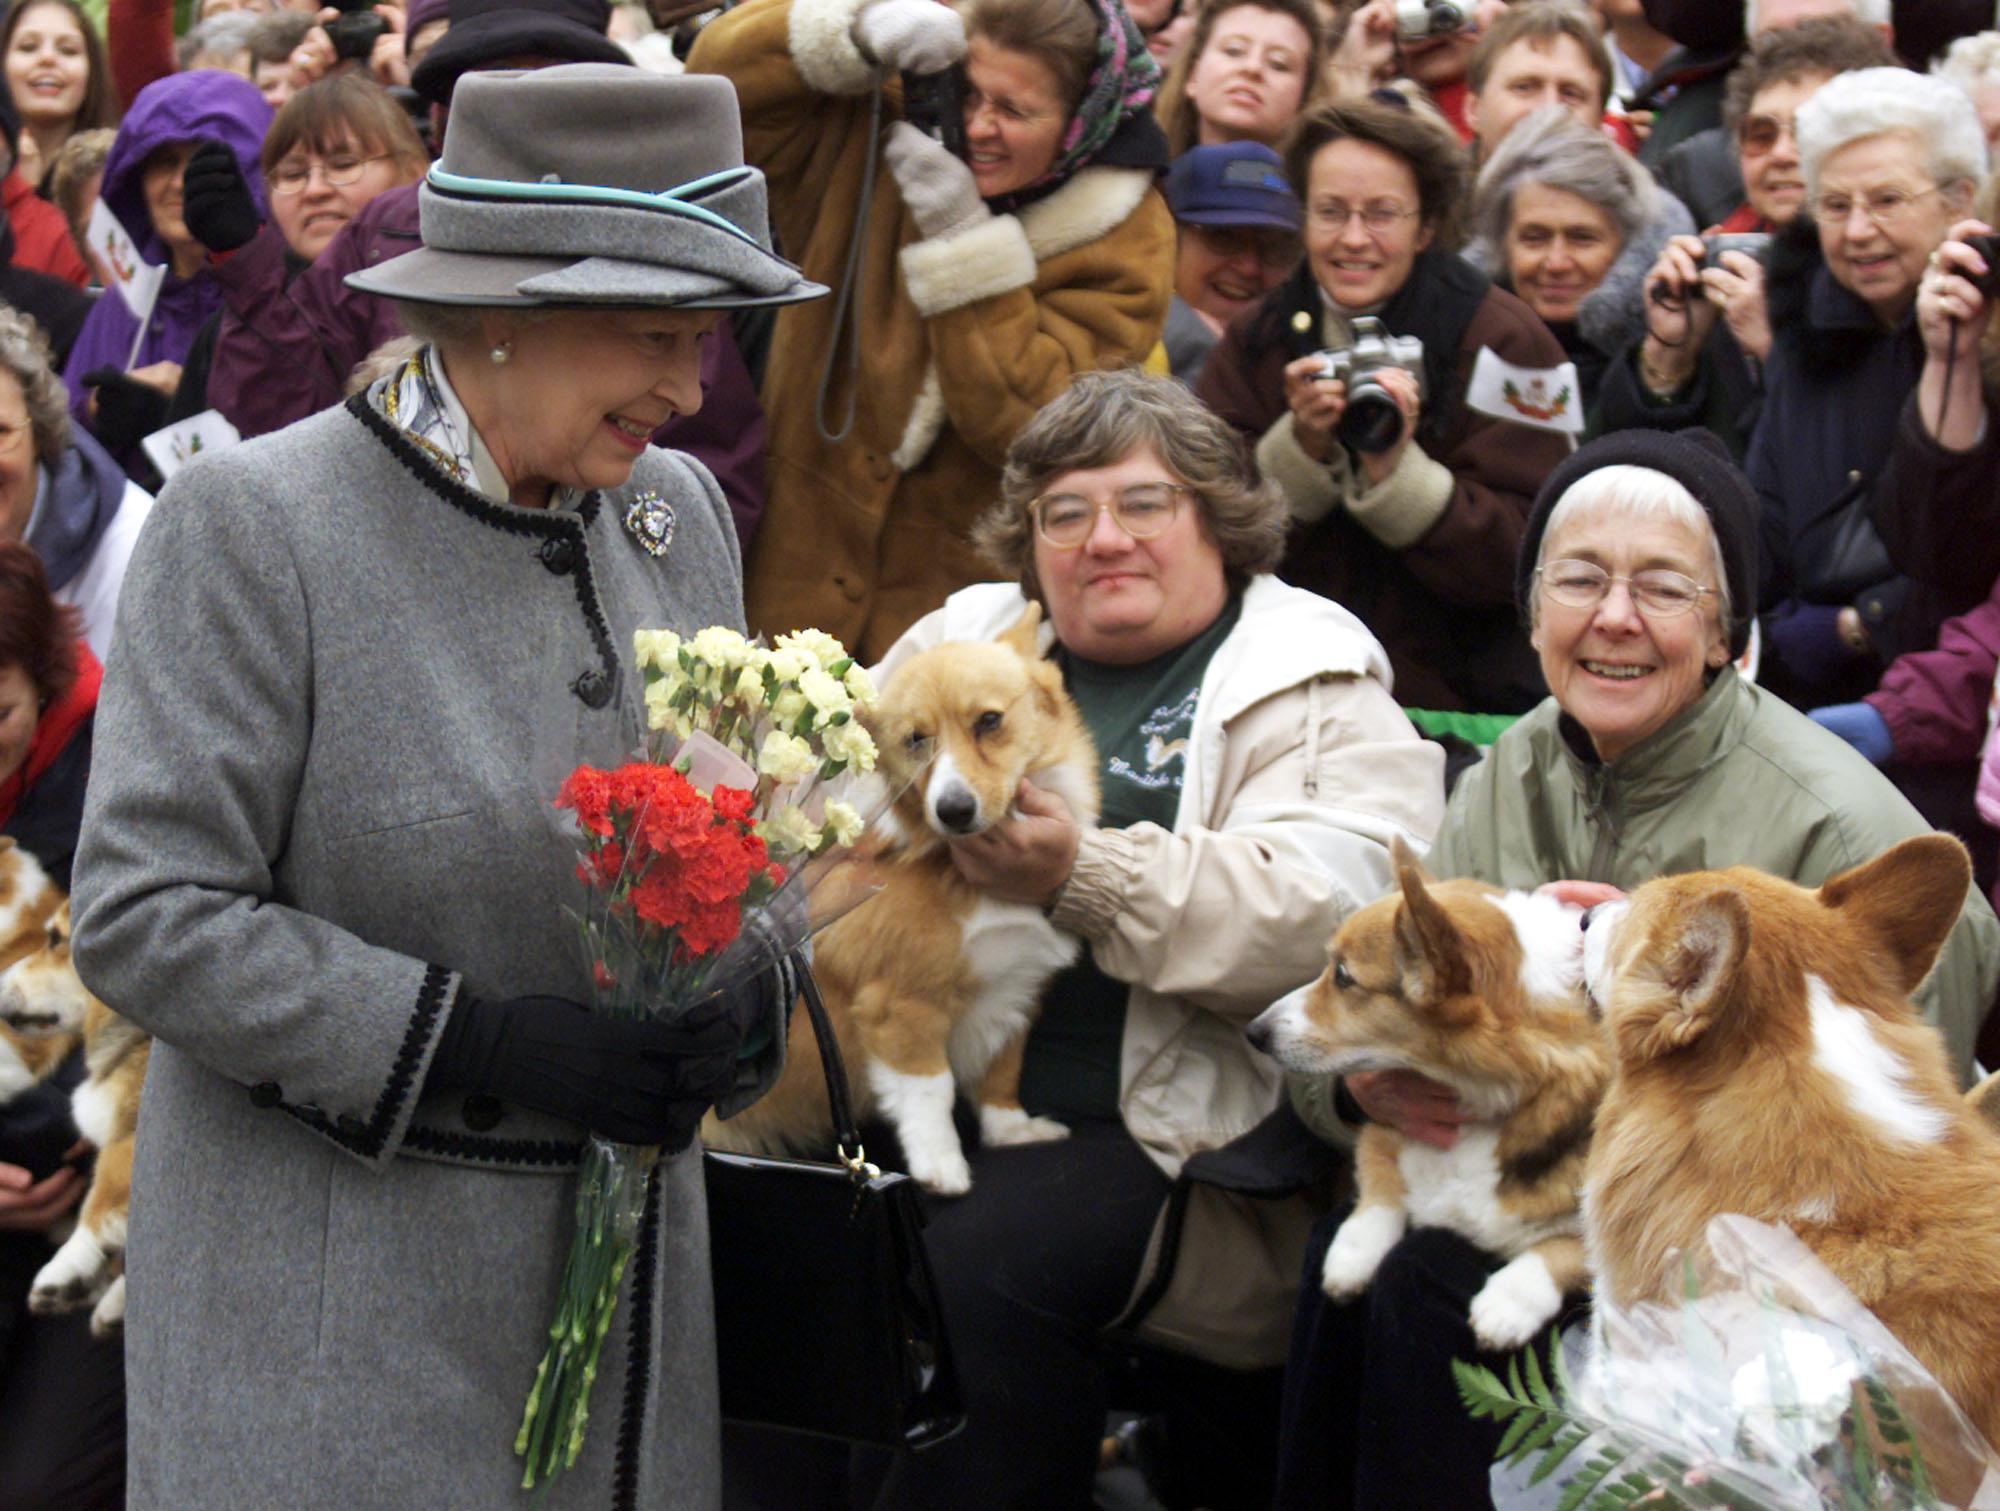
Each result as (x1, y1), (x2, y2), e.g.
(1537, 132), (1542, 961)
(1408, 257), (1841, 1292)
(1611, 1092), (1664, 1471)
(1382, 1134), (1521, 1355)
(1934, 32), (2000, 94)
(1471, 106), (1658, 258)
(1796, 66), (1989, 197)
(1532, 465), (1731, 631)
(1744, 0), (1889, 31)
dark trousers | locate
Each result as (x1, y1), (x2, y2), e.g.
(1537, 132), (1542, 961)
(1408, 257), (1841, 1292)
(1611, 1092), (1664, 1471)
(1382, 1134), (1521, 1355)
(724, 1117), (1171, 1511)
(0, 1235), (125, 1510)
(1272, 1207), (1578, 1511)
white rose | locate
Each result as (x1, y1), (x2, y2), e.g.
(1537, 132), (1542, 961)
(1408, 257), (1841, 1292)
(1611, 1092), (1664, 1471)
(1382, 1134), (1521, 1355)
(632, 628), (682, 671)
(823, 800), (864, 847)
(822, 719), (878, 771)
(757, 805), (822, 856)
(757, 730), (819, 783)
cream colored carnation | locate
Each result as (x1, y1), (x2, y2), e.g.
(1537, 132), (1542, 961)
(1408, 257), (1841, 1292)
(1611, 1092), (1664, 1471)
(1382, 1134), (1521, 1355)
(822, 718), (877, 771)
(757, 730), (819, 783)
(798, 667), (852, 726)
(757, 805), (822, 855)
(823, 800), (864, 847)
(632, 628), (682, 671)
(776, 628), (848, 667)
(842, 661), (877, 704)
(689, 626), (750, 671)
(765, 647), (808, 684)
(772, 687), (809, 727)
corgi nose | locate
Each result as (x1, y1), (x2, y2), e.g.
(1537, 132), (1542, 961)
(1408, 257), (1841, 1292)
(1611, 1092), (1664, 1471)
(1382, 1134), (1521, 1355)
(1244, 1016), (1272, 1054)
(934, 788), (979, 833)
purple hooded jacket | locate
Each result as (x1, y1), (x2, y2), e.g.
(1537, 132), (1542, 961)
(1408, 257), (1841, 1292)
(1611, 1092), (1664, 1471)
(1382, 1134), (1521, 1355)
(61, 71), (271, 466)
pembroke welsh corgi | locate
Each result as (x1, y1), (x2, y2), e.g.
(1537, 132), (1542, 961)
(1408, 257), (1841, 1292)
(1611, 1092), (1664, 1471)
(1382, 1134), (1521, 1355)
(1247, 837), (1609, 1349)
(1581, 834), (2000, 1446)
(0, 840), (74, 1106)
(706, 605), (1100, 1195)
(0, 898), (150, 1337)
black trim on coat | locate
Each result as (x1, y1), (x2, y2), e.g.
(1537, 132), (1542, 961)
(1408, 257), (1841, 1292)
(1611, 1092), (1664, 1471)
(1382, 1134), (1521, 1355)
(401, 1125), (588, 1166)
(613, 1166), (665, 1511)
(278, 962), (454, 1158)
(344, 393), (620, 708)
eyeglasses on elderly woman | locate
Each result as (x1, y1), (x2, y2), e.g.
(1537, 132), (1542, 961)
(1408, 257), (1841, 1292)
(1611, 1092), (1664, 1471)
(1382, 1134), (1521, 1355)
(1031, 481), (1192, 548)
(1536, 559), (1717, 617)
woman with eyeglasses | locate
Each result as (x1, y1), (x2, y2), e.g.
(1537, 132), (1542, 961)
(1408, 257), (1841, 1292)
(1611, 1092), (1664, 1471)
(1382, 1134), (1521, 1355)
(1742, 66), (1986, 713)
(832, 367), (1443, 1510)
(1601, 18), (1896, 460)
(687, 0), (1173, 661)
(1276, 427), (2000, 1510)
(161, 75), (427, 428)
(1196, 98), (1571, 718)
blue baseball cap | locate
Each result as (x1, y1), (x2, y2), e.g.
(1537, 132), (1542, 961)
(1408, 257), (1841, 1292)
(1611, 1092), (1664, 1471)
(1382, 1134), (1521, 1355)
(1163, 143), (1301, 233)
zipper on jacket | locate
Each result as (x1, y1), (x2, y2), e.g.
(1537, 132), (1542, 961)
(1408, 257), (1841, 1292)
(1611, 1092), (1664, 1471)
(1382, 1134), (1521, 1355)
(1584, 766), (1622, 882)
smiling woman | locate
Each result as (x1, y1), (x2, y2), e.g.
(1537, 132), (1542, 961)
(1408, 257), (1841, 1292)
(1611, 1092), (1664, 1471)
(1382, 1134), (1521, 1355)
(0, 0), (117, 190)
(260, 74), (427, 263)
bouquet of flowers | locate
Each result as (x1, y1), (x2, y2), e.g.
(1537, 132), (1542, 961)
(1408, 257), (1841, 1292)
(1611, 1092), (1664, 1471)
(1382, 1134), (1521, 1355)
(514, 625), (892, 1491)
(1461, 1216), (2000, 1510)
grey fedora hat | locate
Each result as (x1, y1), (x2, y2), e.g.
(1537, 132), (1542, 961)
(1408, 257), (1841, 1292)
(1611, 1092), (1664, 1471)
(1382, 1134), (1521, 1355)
(346, 65), (826, 309)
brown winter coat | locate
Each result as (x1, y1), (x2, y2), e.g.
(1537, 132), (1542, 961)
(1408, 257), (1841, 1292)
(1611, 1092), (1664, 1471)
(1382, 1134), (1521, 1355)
(688, 0), (1174, 661)
(1196, 253), (1570, 713)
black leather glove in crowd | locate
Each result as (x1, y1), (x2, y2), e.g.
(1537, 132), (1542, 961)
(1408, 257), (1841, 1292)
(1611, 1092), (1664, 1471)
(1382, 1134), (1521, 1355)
(180, 139), (261, 254)
(426, 993), (744, 1149)
(81, 368), (169, 453)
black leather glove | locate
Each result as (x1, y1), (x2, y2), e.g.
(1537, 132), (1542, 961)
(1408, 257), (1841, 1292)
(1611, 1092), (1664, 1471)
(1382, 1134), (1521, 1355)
(81, 368), (169, 453)
(180, 139), (261, 254)
(425, 993), (744, 1149)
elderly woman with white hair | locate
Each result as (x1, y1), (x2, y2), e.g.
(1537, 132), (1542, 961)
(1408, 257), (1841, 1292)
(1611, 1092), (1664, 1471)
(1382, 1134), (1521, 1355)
(1934, 31), (2000, 148)
(1277, 426), (2000, 1510)
(1465, 105), (1692, 419)
(1745, 65), (1988, 711)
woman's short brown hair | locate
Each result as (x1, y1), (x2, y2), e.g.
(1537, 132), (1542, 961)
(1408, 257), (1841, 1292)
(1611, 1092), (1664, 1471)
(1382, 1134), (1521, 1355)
(259, 73), (428, 181)
(1720, 15), (1895, 137)
(0, 541), (79, 706)
(1285, 97), (1469, 249)
(1154, 0), (1327, 157)
(974, 368), (1288, 604)
(956, 0), (1101, 117)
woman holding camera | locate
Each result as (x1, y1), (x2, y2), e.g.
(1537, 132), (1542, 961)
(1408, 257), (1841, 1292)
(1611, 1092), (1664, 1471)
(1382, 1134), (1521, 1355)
(687, 0), (1173, 662)
(1196, 97), (1570, 715)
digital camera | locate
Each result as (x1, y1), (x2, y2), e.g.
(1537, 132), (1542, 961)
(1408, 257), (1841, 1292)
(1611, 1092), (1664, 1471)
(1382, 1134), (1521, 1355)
(1393, 0), (1469, 39)
(1700, 231), (1773, 270)
(1316, 317), (1425, 454)
(325, 0), (389, 61)
(902, 68), (967, 161)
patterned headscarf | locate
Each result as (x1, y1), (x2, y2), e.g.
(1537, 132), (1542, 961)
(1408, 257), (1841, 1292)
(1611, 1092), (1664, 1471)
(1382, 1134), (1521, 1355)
(1026, 0), (1161, 190)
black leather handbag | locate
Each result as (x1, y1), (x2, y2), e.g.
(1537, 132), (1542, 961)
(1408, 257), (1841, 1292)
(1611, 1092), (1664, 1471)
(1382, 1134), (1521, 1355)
(703, 968), (965, 1449)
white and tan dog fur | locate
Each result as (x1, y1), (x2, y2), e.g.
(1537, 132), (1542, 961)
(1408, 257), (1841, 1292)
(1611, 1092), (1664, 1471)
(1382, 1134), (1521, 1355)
(1248, 838), (1608, 1349)
(706, 606), (1099, 1194)
(1581, 835), (2000, 1448)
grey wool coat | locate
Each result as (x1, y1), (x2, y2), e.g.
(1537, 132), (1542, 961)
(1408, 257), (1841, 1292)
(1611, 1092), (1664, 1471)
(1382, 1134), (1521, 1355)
(70, 388), (777, 1509)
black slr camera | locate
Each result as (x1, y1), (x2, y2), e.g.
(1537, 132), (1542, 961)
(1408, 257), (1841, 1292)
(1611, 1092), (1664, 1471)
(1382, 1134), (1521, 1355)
(902, 68), (967, 160)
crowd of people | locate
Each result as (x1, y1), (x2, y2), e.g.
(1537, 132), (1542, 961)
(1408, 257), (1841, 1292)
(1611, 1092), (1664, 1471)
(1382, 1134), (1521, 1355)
(0, 0), (1998, 1506)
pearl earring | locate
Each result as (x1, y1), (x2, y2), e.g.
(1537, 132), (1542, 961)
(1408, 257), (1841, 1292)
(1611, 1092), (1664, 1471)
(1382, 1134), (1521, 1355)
(490, 341), (513, 365)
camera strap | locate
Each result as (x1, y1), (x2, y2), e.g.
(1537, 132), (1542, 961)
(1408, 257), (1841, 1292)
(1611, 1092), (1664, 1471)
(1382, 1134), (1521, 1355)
(814, 85), (886, 445)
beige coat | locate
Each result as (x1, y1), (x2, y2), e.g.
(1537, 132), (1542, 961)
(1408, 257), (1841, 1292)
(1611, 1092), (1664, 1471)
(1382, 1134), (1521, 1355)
(687, 0), (1174, 661)
(879, 576), (1445, 1363)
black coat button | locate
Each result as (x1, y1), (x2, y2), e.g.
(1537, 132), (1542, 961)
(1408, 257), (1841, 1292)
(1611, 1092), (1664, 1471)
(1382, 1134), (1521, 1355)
(573, 670), (612, 708)
(538, 536), (580, 575)
(248, 1081), (282, 1109)
(336, 1113), (369, 1140)
(462, 1095), (504, 1132)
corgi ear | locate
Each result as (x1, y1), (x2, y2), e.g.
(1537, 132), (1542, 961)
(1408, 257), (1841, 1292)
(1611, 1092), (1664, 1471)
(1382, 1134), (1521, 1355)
(1615, 887), (1747, 1061)
(1818, 834), (1970, 998)
(997, 602), (1045, 659)
(1392, 859), (1472, 1003)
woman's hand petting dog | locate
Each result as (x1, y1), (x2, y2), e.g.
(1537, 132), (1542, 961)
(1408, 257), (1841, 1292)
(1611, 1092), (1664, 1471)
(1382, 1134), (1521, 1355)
(0, 1157), (85, 1232)
(947, 779), (1080, 907)
(1345, 1069), (1469, 1150)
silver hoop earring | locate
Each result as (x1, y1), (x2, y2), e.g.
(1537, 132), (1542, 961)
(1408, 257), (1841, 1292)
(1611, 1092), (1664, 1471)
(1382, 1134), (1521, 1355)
(490, 342), (512, 365)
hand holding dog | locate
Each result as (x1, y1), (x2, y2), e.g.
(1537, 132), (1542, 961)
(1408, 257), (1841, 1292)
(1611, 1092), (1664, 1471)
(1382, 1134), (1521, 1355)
(1345, 1069), (1467, 1150)
(0, 1160), (84, 1232)
(947, 779), (1078, 906)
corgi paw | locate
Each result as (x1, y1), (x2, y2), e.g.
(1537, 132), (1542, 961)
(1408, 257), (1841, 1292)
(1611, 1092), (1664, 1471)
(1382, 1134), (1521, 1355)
(89, 1274), (126, 1338)
(1320, 1206), (1406, 1299)
(978, 1105), (1070, 1148)
(908, 1144), (973, 1196)
(28, 1231), (109, 1315)
(1469, 1253), (1561, 1351)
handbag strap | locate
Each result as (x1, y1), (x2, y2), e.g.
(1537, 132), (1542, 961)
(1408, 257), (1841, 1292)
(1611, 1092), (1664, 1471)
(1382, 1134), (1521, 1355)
(796, 964), (880, 1181)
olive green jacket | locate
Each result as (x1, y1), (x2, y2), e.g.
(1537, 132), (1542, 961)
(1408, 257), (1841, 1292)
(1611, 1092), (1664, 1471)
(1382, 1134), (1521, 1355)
(1293, 668), (2000, 1141)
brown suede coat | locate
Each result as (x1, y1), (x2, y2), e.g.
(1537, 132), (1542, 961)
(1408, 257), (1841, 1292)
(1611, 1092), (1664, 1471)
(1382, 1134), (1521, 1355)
(689, 0), (1173, 661)
(1196, 260), (1570, 712)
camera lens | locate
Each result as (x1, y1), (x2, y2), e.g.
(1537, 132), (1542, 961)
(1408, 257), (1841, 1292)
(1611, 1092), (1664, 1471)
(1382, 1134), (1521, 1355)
(1338, 381), (1404, 454)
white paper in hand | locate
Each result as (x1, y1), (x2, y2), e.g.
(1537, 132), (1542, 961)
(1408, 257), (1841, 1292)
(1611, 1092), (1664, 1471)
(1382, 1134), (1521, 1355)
(141, 409), (241, 481)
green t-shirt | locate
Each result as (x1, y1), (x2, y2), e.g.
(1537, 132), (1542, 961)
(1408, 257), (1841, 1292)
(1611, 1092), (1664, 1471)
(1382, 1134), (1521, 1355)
(1018, 595), (1244, 1123)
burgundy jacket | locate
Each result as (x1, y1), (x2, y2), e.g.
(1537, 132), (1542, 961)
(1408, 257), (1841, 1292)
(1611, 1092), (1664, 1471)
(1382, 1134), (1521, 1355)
(203, 184), (770, 549)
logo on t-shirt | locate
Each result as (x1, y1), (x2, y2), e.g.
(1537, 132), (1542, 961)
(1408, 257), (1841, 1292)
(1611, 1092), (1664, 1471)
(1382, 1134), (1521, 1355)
(1108, 689), (1200, 792)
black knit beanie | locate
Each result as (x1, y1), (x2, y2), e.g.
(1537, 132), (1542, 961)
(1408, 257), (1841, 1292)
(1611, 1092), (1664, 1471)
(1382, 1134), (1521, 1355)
(1516, 427), (1760, 658)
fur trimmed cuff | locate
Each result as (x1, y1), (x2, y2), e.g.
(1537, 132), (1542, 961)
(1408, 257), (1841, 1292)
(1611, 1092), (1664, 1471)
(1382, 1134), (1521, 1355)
(900, 213), (1036, 317)
(1046, 825), (1135, 941)
(1255, 412), (1343, 524)
(1346, 442), (1453, 549)
(789, 0), (877, 96)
